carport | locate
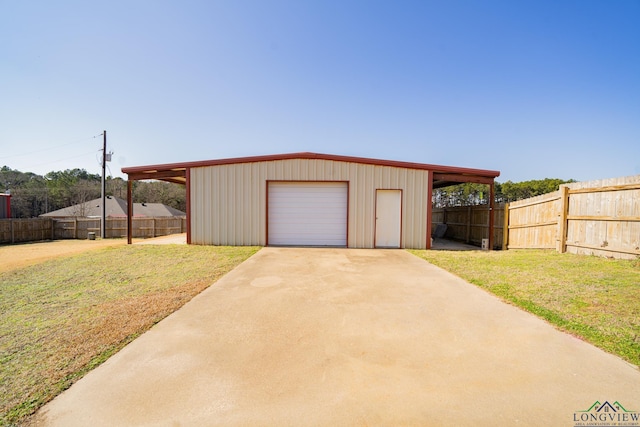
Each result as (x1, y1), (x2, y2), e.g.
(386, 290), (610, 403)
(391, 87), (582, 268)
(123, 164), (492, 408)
(122, 152), (500, 249)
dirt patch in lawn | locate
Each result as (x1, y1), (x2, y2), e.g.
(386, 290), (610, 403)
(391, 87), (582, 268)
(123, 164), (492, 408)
(1, 244), (259, 426)
(0, 239), (129, 273)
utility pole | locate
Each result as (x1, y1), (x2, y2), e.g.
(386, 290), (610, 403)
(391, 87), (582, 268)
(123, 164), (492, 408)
(101, 130), (107, 238)
(100, 131), (114, 239)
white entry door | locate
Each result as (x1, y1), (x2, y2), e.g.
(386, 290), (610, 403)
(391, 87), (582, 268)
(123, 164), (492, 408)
(375, 190), (401, 248)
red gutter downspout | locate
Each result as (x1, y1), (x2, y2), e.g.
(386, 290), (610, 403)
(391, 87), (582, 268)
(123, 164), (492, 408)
(186, 168), (191, 244)
(426, 171), (433, 249)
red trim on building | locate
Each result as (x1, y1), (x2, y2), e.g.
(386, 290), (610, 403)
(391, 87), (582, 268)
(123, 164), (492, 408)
(122, 152), (499, 179)
(265, 181), (270, 246)
(186, 168), (191, 245)
(426, 171), (433, 249)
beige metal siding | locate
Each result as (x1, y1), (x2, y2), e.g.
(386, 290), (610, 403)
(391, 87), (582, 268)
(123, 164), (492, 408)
(190, 159), (430, 248)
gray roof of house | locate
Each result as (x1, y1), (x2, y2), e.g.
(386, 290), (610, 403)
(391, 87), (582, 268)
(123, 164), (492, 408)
(40, 197), (185, 218)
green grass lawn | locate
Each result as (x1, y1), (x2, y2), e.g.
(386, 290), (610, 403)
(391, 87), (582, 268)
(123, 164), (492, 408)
(3, 245), (638, 425)
(409, 248), (640, 368)
(0, 244), (259, 426)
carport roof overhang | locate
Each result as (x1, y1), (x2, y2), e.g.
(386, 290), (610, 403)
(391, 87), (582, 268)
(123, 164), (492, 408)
(121, 152), (500, 187)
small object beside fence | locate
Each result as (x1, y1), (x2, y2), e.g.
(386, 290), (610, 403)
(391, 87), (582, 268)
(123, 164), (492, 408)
(481, 238), (489, 250)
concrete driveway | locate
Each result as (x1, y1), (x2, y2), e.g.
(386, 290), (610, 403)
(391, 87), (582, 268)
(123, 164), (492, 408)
(35, 248), (640, 426)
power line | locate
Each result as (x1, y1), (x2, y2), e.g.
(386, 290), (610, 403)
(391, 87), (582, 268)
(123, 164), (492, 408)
(21, 150), (99, 170)
(0, 135), (101, 160)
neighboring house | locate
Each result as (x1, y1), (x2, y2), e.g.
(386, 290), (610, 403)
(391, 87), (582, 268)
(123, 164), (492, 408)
(40, 196), (185, 218)
(122, 152), (500, 249)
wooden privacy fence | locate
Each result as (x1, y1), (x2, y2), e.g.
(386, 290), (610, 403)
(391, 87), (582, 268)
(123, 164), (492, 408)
(0, 217), (186, 244)
(432, 205), (505, 249)
(504, 175), (640, 259)
(0, 218), (53, 243)
(504, 192), (560, 250)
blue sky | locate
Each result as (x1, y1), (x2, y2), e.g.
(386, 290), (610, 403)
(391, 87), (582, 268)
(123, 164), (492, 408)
(1, 0), (638, 183)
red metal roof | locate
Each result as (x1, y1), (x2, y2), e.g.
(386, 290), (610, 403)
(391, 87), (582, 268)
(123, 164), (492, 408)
(122, 152), (500, 186)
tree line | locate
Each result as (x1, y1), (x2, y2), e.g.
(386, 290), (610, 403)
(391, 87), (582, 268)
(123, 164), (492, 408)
(433, 178), (575, 208)
(2, 165), (574, 217)
(0, 166), (186, 218)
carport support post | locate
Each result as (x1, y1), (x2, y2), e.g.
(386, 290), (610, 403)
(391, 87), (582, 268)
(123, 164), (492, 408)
(488, 181), (495, 250)
(185, 167), (191, 245)
(127, 179), (133, 244)
(426, 171), (433, 249)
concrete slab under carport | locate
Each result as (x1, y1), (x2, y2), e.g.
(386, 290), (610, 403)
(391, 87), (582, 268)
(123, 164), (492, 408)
(35, 248), (640, 426)
(431, 237), (480, 250)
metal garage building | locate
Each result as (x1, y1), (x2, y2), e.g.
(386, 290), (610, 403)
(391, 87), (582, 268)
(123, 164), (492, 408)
(122, 152), (500, 249)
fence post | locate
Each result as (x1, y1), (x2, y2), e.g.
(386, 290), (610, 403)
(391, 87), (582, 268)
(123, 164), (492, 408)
(557, 186), (569, 253)
(466, 206), (471, 243)
(502, 203), (510, 250)
(11, 218), (15, 244)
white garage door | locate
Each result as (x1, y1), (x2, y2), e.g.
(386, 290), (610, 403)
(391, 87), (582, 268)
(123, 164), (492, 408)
(268, 182), (348, 246)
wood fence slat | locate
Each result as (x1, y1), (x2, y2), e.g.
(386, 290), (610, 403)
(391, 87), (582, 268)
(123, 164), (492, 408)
(509, 195), (561, 209)
(502, 202), (509, 250)
(568, 183), (640, 194)
(508, 220), (557, 230)
(565, 242), (640, 256)
(567, 215), (640, 222)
